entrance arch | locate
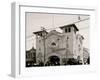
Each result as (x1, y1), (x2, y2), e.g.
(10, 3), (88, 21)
(45, 55), (60, 66)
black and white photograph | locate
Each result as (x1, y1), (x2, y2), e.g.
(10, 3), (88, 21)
(25, 12), (90, 67)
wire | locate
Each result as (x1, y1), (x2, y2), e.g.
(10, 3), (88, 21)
(44, 17), (89, 31)
(26, 17), (89, 39)
(26, 27), (89, 39)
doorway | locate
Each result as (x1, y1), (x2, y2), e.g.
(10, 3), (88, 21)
(45, 56), (60, 66)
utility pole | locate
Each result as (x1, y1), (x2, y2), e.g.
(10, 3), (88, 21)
(41, 27), (46, 66)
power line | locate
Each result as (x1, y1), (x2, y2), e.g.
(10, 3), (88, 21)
(45, 17), (89, 31)
(26, 17), (89, 39)
(26, 26), (89, 42)
(26, 27), (89, 39)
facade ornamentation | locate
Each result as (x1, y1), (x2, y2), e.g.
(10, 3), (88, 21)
(33, 24), (89, 65)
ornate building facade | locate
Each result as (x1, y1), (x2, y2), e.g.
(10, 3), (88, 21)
(33, 24), (85, 65)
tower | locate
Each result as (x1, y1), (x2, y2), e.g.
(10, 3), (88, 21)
(60, 24), (79, 59)
(33, 29), (48, 64)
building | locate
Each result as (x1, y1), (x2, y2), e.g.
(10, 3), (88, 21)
(26, 47), (36, 67)
(33, 24), (87, 65)
(83, 47), (90, 64)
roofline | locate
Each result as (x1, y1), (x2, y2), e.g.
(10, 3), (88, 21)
(33, 30), (48, 34)
(60, 24), (79, 31)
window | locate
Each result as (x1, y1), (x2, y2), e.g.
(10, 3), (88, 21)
(51, 42), (56, 46)
(68, 27), (71, 32)
(66, 37), (69, 48)
(65, 28), (71, 33)
(40, 33), (42, 36)
(67, 44), (69, 48)
(65, 28), (67, 33)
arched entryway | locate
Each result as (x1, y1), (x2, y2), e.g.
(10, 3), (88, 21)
(45, 56), (60, 66)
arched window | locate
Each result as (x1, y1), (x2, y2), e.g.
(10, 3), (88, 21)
(51, 42), (56, 46)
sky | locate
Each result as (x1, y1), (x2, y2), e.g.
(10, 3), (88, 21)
(26, 12), (89, 50)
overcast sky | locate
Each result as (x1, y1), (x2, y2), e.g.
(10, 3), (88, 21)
(26, 13), (89, 50)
